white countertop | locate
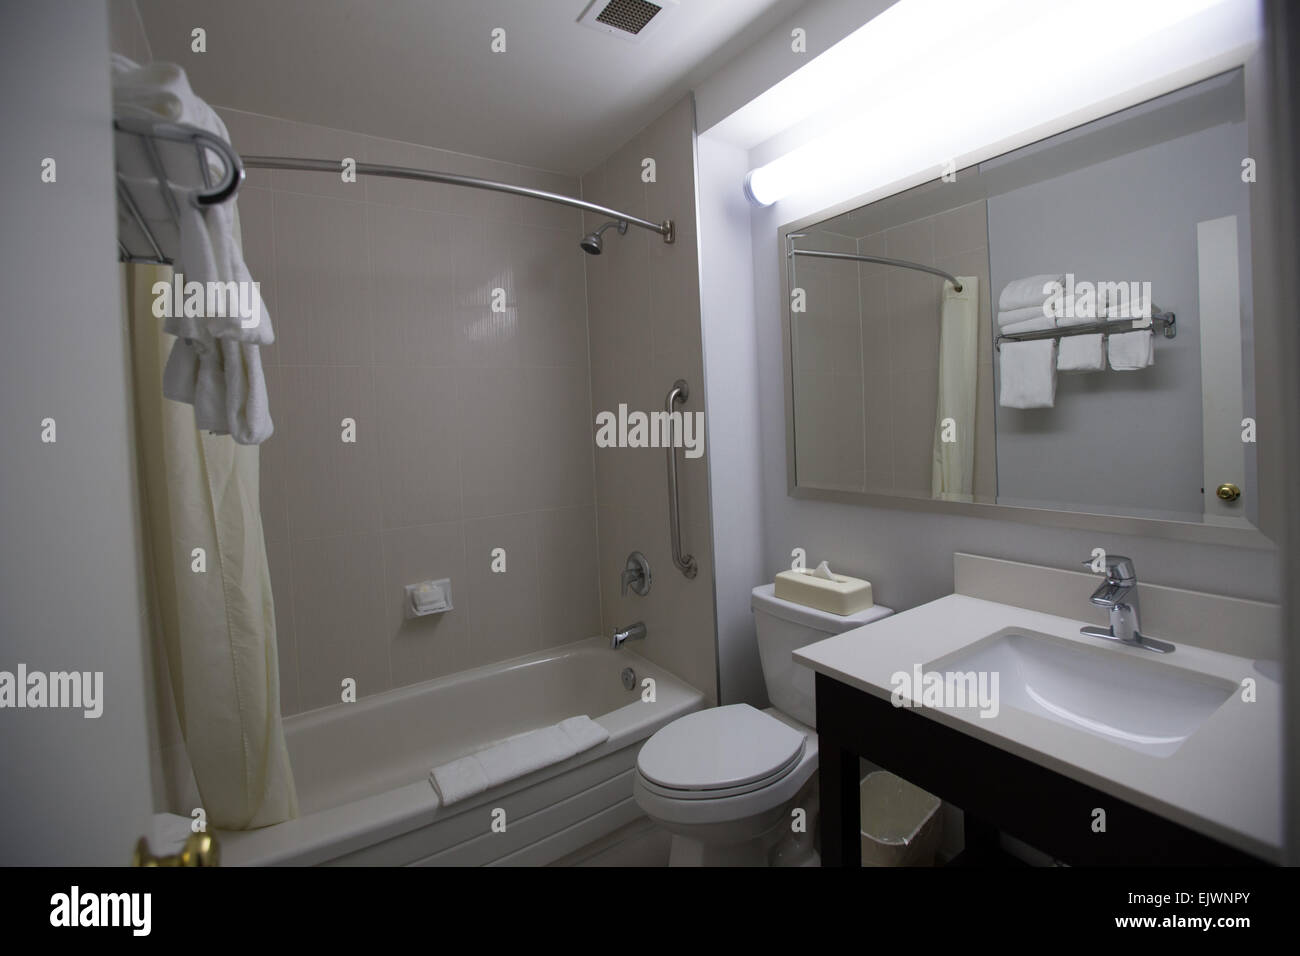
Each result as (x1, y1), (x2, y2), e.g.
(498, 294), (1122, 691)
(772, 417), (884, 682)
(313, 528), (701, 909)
(794, 593), (1282, 861)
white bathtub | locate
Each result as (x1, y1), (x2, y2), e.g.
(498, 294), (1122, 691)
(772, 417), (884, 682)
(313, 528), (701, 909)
(218, 637), (705, 865)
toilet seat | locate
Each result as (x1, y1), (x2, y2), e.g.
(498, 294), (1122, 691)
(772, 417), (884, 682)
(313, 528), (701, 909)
(635, 704), (806, 799)
(633, 706), (819, 832)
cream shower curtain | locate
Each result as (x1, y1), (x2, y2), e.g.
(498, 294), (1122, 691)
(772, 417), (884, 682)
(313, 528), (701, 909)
(124, 263), (296, 829)
(932, 277), (979, 502)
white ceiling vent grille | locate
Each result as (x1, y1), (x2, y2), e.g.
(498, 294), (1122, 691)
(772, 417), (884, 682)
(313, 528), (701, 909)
(577, 0), (678, 43)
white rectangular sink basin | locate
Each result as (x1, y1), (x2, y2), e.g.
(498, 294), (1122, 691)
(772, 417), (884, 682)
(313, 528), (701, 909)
(927, 628), (1237, 757)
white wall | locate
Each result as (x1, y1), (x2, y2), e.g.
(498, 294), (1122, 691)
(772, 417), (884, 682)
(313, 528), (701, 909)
(697, 133), (767, 705)
(0, 0), (155, 864)
(694, 0), (897, 134)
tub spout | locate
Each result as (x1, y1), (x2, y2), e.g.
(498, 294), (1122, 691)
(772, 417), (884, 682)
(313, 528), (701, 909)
(611, 621), (646, 650)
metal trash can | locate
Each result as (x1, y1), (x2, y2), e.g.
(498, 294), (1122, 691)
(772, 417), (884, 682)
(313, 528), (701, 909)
(859, 770), (942, 866)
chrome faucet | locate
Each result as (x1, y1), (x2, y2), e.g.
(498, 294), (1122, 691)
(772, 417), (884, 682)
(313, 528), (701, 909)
(1079, 555), (1174, 653)
(610, 621), (646, 650)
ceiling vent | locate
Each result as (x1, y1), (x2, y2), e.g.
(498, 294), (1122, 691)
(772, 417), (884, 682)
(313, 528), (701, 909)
(577, 0), (678, 42)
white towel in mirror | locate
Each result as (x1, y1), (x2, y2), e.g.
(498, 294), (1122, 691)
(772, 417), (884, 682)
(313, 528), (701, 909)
(998, 303), (1055, 332)
(1107, 330), (1154, 370)
(998, 274), (1064, 312)
(1057, 334), (1105, 372)
(999, 339), (1057, 408)
(1000, 313), (1056, 335)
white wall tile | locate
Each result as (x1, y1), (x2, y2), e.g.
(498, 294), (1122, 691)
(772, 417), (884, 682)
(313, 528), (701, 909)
(236, 114), (624, 714)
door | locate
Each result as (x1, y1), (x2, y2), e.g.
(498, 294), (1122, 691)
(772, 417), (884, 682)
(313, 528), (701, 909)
(1197, 215), (1250, 526)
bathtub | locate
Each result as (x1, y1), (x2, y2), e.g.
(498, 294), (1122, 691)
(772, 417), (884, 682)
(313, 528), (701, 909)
(218, 637), (705, 865)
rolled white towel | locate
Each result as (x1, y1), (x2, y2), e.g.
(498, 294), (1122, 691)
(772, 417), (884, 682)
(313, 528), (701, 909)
(1000, 313), (1055, 335)
(1058, 334), (1105, 372)
(1107, 331), (1154, 370)
(1056, 284), (1104, 326)
(999, 274), (1063, 312)
(997, 304), (1054, 330)
(429, 715), (610, 807)
(999, 340), (1057, 408)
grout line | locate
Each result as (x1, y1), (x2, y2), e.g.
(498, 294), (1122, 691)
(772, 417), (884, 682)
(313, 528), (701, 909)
(357, 182), (392, 691)
(453, 359), (469, 673)
(266, 188), (301, 715)
(579, 171), (606, 638)
(531, 511), (544, 653)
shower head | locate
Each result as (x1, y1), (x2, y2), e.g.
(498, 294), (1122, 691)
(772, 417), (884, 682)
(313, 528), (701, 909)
(580, 219), (628, 255)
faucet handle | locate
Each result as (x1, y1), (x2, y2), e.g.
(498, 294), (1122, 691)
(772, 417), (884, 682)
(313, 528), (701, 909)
(621, 551), (651, 597)
(1082, 554), (1136, 585)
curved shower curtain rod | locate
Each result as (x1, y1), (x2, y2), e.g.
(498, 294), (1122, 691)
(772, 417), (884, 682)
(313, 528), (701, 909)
(114, 119), (675, 264)
(242, 155), (676, 244)
(787, 243), (963, 292)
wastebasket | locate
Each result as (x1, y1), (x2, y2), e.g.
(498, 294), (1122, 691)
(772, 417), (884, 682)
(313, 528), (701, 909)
(859, 770), (942, 866)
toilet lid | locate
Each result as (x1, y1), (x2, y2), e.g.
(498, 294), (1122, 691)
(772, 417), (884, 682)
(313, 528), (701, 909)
(637, 704), (806, 792)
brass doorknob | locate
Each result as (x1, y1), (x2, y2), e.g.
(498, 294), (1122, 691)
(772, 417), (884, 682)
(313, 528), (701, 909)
(1215, 482), (1241, 502)
(132, 831), (220, 867)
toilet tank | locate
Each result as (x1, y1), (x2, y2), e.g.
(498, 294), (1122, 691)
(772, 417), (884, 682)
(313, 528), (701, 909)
(752, 583), (893, 727)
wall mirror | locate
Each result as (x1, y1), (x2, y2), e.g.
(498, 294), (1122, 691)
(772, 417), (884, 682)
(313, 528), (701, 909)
(780, 69), (1274, 546)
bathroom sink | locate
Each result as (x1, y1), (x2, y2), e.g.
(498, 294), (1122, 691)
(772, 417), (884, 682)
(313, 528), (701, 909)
(927, 628), (1236, 757)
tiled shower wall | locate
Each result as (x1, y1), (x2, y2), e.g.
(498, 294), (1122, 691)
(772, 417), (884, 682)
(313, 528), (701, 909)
(582, 97), (719, 703)
(220, 108), (603, 715)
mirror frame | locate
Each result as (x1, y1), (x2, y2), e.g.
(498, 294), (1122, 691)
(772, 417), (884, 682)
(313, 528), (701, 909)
(778, 62), (1278, 550)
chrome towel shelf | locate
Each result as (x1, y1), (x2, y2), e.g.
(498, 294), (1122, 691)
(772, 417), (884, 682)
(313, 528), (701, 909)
(995, 310), (1176, 350)
(114, 117), (245, 264)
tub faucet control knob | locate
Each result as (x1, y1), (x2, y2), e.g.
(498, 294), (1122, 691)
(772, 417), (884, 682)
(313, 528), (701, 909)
(621, 552), (652, 597)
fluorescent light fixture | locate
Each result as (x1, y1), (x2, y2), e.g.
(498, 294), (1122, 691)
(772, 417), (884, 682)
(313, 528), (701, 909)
(743, 0), (1260, 207)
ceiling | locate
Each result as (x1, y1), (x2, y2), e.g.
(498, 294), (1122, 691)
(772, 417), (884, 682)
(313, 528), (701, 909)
(134, 0), (806, 175)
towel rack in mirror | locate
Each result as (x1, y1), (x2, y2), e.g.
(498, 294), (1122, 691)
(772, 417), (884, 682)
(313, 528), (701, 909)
(995, 310), (1176, 351)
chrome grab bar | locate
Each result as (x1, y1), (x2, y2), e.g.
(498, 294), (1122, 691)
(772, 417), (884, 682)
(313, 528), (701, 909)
(665, 380), (698, 579)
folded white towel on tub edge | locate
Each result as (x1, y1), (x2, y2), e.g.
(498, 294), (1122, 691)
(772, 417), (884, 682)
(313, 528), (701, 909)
(429, 715), (610, 807)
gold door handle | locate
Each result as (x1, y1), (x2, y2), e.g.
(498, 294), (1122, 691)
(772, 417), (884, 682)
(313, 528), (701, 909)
(1216, 482), (1242, 502)
(132, 831), (220, 867)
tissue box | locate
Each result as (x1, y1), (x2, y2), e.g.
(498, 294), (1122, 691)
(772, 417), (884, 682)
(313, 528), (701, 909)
(774, 568), (874, 615)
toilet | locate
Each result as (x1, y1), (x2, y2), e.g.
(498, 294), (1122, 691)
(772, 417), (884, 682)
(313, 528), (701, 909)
(633, 584), (892, 866)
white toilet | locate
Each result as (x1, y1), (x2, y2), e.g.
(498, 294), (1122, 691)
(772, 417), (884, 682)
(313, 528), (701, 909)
(633, 584), (892, 866)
